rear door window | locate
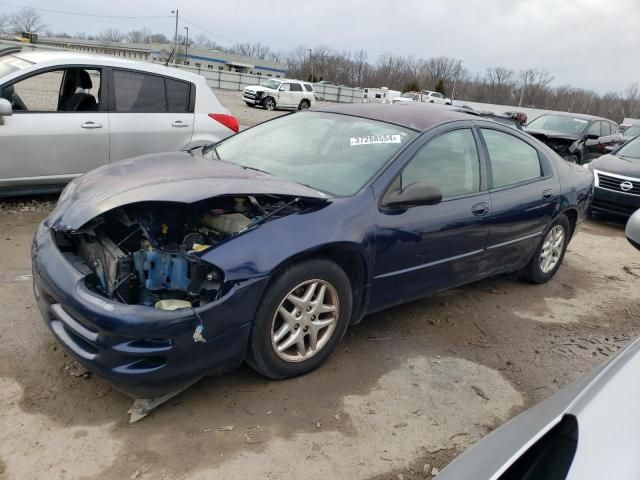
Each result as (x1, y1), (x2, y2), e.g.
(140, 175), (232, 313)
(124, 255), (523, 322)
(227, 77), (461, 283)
(481, 129), (542, 188)
(290, 83), (303, 92)
(113, 69), (166, 112)
(587, 121), (601, 137)
(165, 78), (191, 113)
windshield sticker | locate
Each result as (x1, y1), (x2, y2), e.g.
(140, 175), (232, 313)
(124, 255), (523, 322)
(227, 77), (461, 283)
(350, 135), (401, 146)
(573, 119), (588, 123)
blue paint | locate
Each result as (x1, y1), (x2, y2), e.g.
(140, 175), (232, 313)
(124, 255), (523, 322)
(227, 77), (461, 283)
(31, 113), (594, 398)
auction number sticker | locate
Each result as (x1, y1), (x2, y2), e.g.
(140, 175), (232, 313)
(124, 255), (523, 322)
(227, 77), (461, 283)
(350, 134), (401, 146)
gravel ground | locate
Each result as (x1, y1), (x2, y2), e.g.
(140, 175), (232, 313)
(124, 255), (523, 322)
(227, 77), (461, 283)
(1, 91), (640, 480)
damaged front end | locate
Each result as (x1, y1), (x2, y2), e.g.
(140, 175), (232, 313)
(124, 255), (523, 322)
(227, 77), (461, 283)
(527, 131), (582, 161)
(56, 194), (310, 309)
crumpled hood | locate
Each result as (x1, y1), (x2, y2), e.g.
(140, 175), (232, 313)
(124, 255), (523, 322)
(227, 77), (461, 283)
(46, 152), (328, 231)
(245, 85), (273, 93)
(590, 153), (640, 178)
(525, 128), (580, 142)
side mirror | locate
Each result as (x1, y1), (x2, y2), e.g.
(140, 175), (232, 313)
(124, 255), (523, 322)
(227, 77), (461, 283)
(0, 98), (12, 117)
(383, 181), (443, 209)
(626, 209), (640, 251)
(586, 133), (599, 140)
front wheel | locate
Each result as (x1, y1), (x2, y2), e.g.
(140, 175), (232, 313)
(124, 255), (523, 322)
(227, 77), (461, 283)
(522, 214), (571, 283)
(247, 259), (352, 379)
(263, 97), (276, 111)
(563, 153), (582, 164)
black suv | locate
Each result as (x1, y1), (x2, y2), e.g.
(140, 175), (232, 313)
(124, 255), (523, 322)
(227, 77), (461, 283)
(525, 113), (620, 164)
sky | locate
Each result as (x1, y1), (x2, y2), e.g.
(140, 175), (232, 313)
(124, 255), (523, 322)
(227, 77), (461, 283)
(2, 0), (639, 93)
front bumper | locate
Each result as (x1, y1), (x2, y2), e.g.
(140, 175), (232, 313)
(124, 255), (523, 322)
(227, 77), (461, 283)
(242, 93), (264, 106)
(591, 186), (640, 217)
(32, 223), (268, 398)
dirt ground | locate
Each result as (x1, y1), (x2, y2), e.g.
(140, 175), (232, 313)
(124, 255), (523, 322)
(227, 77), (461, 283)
(1, 91), (640, 480)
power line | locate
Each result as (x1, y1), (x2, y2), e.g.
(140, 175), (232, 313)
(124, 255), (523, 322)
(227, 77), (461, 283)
(179, 16), (237, 45)
(0, 1), (172, 19)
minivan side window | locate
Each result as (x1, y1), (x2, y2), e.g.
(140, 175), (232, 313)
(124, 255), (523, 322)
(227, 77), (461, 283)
(303, 84), (313, 92)
(481, 129), (542, 188)
(401, 129), (480, 198)
(113, 70), (165, 113)
(290, 83), (303, 92)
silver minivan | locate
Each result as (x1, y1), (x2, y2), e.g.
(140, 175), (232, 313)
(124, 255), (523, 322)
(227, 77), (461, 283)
(0, 50), (238, 196)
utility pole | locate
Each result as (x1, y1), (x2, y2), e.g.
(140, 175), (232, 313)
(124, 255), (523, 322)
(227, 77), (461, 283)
(171, 9), (179, 64)
(184, 26), (189, 65)
(518, 82), (526, 107)
(451, 59), (462, 102)
(308, 48), (313, 83)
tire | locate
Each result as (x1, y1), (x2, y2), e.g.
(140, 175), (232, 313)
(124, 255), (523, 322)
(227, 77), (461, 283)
(522, 214), (571, 284)
(298, 99), (311, 110)
(263, 97), (276, 111)
(247, 259), (353, 379)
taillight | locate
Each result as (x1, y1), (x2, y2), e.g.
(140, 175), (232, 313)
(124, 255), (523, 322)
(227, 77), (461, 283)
(209, 113), (239, 133)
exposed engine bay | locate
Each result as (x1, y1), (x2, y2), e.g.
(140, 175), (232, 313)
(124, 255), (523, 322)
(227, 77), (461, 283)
(56, 195), (310, 308)
(527, 133), (578, 159)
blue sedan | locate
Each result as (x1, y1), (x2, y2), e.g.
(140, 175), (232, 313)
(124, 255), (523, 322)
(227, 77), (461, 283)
(32, 103), (594, 398)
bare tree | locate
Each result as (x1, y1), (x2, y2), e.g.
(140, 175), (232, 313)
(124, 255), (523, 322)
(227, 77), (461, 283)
(0, 13), (9, 33)
(228, 42), (271, 59)
(10, 7), (45, 34)
(99, 28), (124, 45)
(126, 28), (152, 44)
(147, 33), (170, 44)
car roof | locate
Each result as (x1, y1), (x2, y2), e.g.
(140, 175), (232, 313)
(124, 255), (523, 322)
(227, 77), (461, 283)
(314, 103), (473, 131)
(13, 50), (205, 83)
(534, 111), (611, 122)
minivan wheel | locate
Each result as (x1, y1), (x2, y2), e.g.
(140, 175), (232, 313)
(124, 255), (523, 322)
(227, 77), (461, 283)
(522, 214), (570, 284)
(247, 259), (352, 379)
(263, 97), (276, 111)
(298, 99), (311, 110)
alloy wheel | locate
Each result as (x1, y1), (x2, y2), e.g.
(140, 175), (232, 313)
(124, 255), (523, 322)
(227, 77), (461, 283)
(270, 279), (339, 362)
(540, 225), (565, 273)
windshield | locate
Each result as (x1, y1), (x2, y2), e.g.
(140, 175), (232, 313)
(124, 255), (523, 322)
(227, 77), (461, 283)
(617, 136), (640, 160)
(0, 55), (32, 79)
(526, 114), (588, 135)
(262, 79), (281, 90)
(206, 111), (418, 196)
(623, 125), (640, 139)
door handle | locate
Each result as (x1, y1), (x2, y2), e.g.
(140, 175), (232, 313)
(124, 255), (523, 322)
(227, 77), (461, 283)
(81, 122), (102, 129)
(471, 202), (489, 216)
(542, 189), (553, 200)
(172, 121), (189, 128)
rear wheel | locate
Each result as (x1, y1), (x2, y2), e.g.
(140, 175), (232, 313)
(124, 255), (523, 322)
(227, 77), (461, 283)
(523, 214), (570, 283)
(263, 97), (276, 111)
(298, 99), (311, 110)
(247, 259), (352, 379)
